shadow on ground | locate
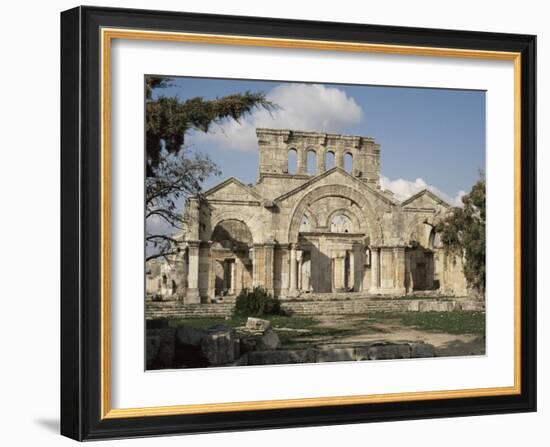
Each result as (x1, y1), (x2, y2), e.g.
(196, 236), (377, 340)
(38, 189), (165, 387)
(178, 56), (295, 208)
(435, 336), (486, 357)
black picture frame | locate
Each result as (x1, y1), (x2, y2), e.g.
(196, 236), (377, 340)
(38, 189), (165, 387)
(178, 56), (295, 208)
(61, 5), (536, 441)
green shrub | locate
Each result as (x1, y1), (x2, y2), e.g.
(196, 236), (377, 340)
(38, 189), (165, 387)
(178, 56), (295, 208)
(233, 287), (282, 317)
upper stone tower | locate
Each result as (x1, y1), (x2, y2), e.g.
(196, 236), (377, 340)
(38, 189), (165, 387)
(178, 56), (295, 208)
(255, 128), (381, 186)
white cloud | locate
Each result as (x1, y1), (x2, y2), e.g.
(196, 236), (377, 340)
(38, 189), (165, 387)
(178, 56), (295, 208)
(187, 83), (363, 151)
(146, 214), (173, 236)
(380, 175), (465, 207)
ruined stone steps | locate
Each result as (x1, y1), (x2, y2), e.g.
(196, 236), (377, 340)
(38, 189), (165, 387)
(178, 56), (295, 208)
(146, 302), (234, 319)
(146, 297), (483, 319)
(282, 300), (412, 315)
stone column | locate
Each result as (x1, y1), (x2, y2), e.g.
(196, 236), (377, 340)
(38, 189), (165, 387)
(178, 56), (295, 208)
(184, 241), (201, 304)
(369, 247), (380, 293)
(234, 258), (242, 295)
(317, 149), (326, 174)
(263, 243), (275, 295)
(348, 250), (355, 290)
(393, 246), (407, 295)
(310, 242), (320, 293)
(353, 243), (363, 292)
(405, 250), (413, 292)
(296, 250), (303, 291)
(178, 248), (189, 300)
(380, 247), (394, 290)
(252, 245), (262, 287)
(185, 199), (200, 240)
(253, 243), (274, 294)
(250, 247), (257, 287)
(335, 150), (344, 169)
(288, 245), (298, 296)
(207, 253), (216, 300)
(297, 148), (307, 175)
(230, 261), (236, 295)
(332, 250), (346, 292)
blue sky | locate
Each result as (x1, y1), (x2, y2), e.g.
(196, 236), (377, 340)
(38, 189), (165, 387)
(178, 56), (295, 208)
(153, 76), (485, 205)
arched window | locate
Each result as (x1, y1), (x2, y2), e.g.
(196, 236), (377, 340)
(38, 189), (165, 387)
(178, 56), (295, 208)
(344, 152), (353, 174)
(288, 148), (297, 174)
(330, 214), (353, 233)
(307, 150), (317, 175)
(325, 151), (335, 170)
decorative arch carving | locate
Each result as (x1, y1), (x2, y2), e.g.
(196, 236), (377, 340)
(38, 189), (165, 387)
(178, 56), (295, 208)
(287, 184), (384, 243)
(299, 209), (319, 232)
(325, 207), (363, 233)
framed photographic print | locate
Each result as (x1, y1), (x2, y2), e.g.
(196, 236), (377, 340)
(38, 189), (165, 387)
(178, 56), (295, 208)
(60, 6), (536, 441)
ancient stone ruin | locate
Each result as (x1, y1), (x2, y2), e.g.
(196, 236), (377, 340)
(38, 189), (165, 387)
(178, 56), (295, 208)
(146, 128), (468, 303)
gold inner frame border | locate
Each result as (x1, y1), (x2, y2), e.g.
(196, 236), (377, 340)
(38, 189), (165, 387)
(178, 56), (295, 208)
(100, 27), (522, 419)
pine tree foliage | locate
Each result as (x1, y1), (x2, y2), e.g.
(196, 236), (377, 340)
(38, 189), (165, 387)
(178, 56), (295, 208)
(145, 75), (275, 261)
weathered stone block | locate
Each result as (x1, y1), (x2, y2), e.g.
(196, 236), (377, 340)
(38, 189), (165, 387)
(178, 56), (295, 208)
(247, 349), (315, 365)
(316, 347), (355, 363)
(147, 328), (176, 368)
(176, 326), (207, 347)
(256, 329), (280, 351)
(146, 335), (161, 368)
(240, 336), (258, 354)
(232, 353), (248, 366)
(407, 301), (421, 311)
(146, 318), (169, 329)
(201, 329), (236, 365)
(410, 342), (436, 358)
(418, 300), (456, 312)
(233, 337), (241, 359)
(246, 317), (272, 332)
(361, 343), (411, 360)
(458, 301), (484, 311)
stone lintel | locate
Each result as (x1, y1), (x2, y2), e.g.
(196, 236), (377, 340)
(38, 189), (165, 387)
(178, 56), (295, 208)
(299, 232), (366, 238)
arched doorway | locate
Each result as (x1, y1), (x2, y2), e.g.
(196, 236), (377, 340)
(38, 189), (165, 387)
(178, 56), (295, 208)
(210, 219), (253, 297)
(406, 222), (437, 291)
(287, 186), (380, 295)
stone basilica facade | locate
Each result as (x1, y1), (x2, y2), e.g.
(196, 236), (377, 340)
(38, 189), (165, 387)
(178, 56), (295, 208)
(146, 128), (468, 303)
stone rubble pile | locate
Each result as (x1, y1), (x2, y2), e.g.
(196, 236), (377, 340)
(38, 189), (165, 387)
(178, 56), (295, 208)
(146, 317), (435, 369)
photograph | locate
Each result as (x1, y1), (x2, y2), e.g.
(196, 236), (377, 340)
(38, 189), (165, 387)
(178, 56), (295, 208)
(55, 4), (537, 441)
(144, 75), (487, 370)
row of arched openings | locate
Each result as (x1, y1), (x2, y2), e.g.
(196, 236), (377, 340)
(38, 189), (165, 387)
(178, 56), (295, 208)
(288, 149), (353, 175)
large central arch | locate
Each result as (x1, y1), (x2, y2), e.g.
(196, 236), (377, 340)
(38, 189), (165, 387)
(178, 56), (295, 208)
(287, 184), (384, 243)
(204, 209), (265, 244)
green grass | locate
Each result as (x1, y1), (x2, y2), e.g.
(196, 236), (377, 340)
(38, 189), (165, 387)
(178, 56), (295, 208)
(166, 315), (246, 329)
(166, 314), (322, 332)
(364, 311), (486, 335)
(165, 314), (354, 347)
(162, 310), (486, 348)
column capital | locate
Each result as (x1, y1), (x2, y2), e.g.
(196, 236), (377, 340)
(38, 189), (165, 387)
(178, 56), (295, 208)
(331, 249), (347, 259)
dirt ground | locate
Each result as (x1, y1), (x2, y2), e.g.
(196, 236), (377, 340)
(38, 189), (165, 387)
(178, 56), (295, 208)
(279, 314), (486, 357)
